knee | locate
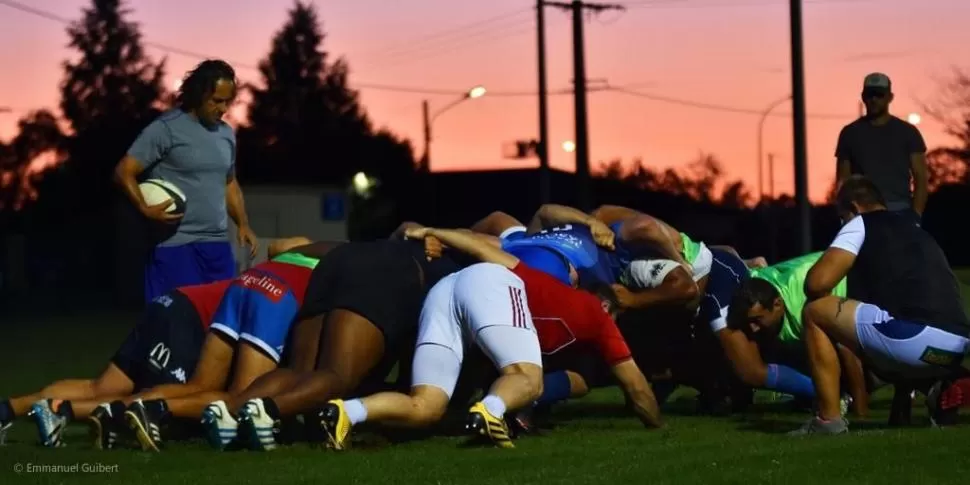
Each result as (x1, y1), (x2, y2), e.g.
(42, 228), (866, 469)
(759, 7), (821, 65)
(803, 299), (827, 327)
(407, 396), (448, 427)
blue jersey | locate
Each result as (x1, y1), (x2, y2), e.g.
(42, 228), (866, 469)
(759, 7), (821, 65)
(502, 223), (632, 286)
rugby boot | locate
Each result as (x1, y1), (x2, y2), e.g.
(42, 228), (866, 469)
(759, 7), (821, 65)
(319, 400), (353, 451)
(28, 399), (67, 447)
(201, 400), (239, 451)
(466, 401), (514, 448)
(237, 399), (279, 451)
(927, 377), (970, 427)
(87, 402), (123, 450)
(124, 399), (164, 452)
(787, 415), (849, 436)
(506, 407), (536, 438)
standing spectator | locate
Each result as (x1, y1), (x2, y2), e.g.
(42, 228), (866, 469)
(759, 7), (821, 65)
(114, 59), (258, 302)
(835, 72), (928, 225)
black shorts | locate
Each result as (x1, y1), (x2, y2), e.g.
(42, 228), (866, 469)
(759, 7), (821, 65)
(298, 241), (436, 351)
(111, 290), (207, 391)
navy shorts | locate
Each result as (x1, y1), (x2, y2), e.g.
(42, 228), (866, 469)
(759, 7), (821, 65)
(144, 241), (236, 303)
(699, 249), (749, 333)
(210, 267), (302, 363)
(111, 290), (206, 390)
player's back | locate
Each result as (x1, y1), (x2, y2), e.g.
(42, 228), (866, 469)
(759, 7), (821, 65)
(175, 279), (233, 329)
(511, 263), (631, 364)
(503, 224), (624, 285)
(851, 211), (969, 334)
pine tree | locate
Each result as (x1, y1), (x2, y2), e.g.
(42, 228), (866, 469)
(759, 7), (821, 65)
(237, 1), (372, 184)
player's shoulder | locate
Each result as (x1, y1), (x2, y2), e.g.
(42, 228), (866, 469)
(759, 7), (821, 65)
(155, 109), (188, 124)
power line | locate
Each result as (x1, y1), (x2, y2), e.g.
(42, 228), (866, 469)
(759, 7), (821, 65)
(622, 0), (875, 8)
(608, 87), (853, 119)
(358, 7), (533, 63)
(0, 0), (531, 97)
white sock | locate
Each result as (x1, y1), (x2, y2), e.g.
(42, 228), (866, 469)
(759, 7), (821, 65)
(344, 399), (368, 425)
(481, 395), (507, 418)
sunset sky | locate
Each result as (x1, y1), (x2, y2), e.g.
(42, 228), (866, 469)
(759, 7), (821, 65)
(1, 0), (969, 201)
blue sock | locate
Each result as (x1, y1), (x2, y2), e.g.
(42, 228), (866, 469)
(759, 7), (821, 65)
(535, 371), (572, 407)
(765, 364), (816, 398)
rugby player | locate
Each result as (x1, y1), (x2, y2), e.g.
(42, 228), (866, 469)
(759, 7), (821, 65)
(319, 226), (662, 450)
(0, 279), (230, 448)
(792, 176), (970, 434)
(725, 253), (849, 404)
(200, 238), (460, 451)
(109, 244), (331, 451)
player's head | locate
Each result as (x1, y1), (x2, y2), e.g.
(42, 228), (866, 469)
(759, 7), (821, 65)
(584, 282), (620, 319)
(835, 175), (887, 224)
(727, 278), (784, 338)
(177, 59), (237, 126)
(861, 72), (893, 118)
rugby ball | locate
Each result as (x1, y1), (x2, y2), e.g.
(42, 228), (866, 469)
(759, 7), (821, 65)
(139, 179), (187, 214)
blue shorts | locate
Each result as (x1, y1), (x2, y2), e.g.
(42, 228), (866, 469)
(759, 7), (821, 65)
(699, 249), (749, 332)
(145, 241), (235, 303)
(209, 268), (300, 363)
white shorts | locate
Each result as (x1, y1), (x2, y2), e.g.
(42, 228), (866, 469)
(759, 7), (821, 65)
(410, 262), (543, 398)
(691, 243), (713, 281)
(855, 303), (970, 379)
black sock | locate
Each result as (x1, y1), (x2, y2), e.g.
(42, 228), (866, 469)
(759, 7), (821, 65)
(143, 399), (168, 416)
(0, 399), (13, 422)
(261, 398), (281, 420)
(109, 400), (127, 420)
(54, 400), (75, 421)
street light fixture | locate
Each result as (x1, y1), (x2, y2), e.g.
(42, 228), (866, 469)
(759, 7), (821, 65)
(907, 113), (921, 125)
(562, 140), (576, 153)
(420, 85), (487, 172)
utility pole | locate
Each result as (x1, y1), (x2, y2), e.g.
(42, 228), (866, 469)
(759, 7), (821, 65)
(421, 100), (431, 173)
(536, 0), (551, 204)
(547, 1), (624, 211)
(767, 153), (776, 199)
(789, 0), (811, 252)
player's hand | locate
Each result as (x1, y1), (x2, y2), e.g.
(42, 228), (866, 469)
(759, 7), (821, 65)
(423, 236), (443, 260)
(587, 219), (615, 250)
(610, 283), (637, 310)
(141, 199), (183, 224)
(745, 256), (768, 269)
(237, 224), (259, 260)
(403, 226), (431, 240)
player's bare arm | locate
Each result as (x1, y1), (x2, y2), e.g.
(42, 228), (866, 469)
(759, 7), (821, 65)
(909, 152), (928, 215)
(836, 159), (851, 185)
(717, 328), (770, 388)
(592, 205), (686, 265)
(226, 170), (258, 259)
(267, 237), (312, 259)
(406, 227), (518, 268)
(609, 359), (663, 428)
(805, 248), (856, 301)
(469, 210), (526, 236)
(389, 221), (426, 239)
(613, 266), (699, 310)
(528, 204), (615, 249)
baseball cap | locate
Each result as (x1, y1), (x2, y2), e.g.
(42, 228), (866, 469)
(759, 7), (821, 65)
(863, 72), (892, 93)
(507, 246), (572, 286)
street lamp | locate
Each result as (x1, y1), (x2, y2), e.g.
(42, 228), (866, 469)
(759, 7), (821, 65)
(420, 85), (487, 172)
(907, 113), (921, 125)
(757, 94), (791, 202)
(562, 140), (576, 153)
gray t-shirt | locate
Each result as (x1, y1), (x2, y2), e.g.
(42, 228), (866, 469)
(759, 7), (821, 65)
(834, 115), (926, 209)
(127, 109), (235, 246)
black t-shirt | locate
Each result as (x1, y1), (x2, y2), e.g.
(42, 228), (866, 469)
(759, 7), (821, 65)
(829, 210), (969, 336)
(834, 116), (926, 208)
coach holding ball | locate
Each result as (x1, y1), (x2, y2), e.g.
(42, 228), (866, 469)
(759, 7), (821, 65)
(113, 59), (258, 302)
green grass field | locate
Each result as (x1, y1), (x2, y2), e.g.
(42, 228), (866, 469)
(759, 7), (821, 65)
(2, 274), (970, 485)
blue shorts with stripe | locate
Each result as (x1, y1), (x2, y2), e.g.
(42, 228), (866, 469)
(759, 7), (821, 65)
(698, 249), (749, 332)
(210, 269), (300, 363)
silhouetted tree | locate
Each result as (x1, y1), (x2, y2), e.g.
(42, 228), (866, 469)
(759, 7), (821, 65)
(596, 153), (753, 207)
(237, 1), (372, 184)
(921, 66), (970, 189)
(60, 0), (167, 202)
(0, 110), (68, 210)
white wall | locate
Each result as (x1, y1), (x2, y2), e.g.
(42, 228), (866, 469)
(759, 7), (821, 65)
(227, 185), (348, 271)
